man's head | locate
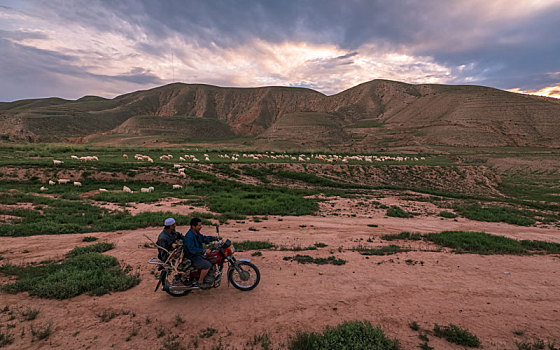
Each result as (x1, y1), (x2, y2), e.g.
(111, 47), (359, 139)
(190, 217), (202, 233)
(164, 217), (176, 230)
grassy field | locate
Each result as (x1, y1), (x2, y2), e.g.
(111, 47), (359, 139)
(0, 143), (559, 238)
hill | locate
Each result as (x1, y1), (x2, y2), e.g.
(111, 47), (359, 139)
(1, 80), (559, 149)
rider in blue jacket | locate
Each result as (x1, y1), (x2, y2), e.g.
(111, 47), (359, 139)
(184, 217), (218, 287)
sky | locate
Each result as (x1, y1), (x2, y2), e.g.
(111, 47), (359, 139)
(1, 0), (560, 102)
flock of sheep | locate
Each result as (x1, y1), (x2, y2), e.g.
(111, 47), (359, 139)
(43, 151), (426, 193)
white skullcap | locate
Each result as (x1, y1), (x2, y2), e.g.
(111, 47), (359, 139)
(164, 218), (175, 226)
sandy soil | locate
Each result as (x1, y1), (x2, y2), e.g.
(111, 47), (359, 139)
(1, 206), (559, 349)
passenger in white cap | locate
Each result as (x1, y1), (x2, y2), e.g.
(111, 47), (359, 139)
(156, 217), (183, 263)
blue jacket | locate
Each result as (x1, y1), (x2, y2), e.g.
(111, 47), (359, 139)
(183, 228), (217, 259)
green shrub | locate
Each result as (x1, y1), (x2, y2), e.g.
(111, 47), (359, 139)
(235, 241), (276, 251)
(433, 323), (480, 347)
(439, 211), (458, 218)
(283, 255), (346, 265)
(425, 231), (526, 255)
(454, 205), (535, 226)
(357, 245), (411, 256)
(66, 242), (115, 258)
(288, 320), (399, 350)
(0, 252), (139, 299)
(382, 232), (422, 241)
(386, 206), (412, 218)
(82, 236), (98, 242)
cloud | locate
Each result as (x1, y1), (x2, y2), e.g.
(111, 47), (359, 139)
(508, 86), (560, 99)
(0, 0), (559, 100)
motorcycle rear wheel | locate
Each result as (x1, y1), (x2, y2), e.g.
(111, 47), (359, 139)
(161, 271), (191, 297)
(228, 261), (260, 291)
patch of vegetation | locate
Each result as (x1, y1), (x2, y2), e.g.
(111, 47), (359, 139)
(274, 170), (367, 189)
(283, 255), (346, 265)
(516, 339), (559, 350)
(433, 323), (480, 348)
(382, 232), (422, 241)
(97, 308), (122, 322)
(367, 224), (378, 227)
(66, 242), (115, 258)
(356, 245), (411, 256)
(82, 236), (98, 242)
(247, 333), (272, 350)
(21, 307), (40, 321)
(162, 334), (185, 350)
(439, 211), (458, 218)
(0, 328), (14, 347)
(424, 231), (560, 255)
(408, 321), (420, 331)
(235, 241), (276, 251)
(287, 320), (399, 350)
(199, 327), (217, 338)
(0, 251), (139, 299)
(30, 322), (52, 342)
(454, 204), (536, 226)
(386, 206), (413, 218)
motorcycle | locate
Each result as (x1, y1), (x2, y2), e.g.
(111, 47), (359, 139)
(147, 227), (260, 297)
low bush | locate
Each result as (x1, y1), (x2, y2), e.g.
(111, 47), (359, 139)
(386, 206), (413, 218)
(235, 241), (276, 251)
(82, 236), (98, 242)
(0, 251), (139, 299)
(288, 320), (399, 350)
(382, 232), (422, 241)
(454, 205), (535, 226)
(433, 323), (480, 348)
(357, 245), (411, 256)
(283, 255), (346, 265)
(439, 211), (458, 218)
(425, 231), (526, 255)
(66, 242), (115, 258)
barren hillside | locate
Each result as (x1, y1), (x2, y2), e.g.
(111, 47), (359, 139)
(1, 80), (559, 149)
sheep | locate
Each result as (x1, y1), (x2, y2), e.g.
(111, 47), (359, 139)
(53, 160), (63, 165)
(123, 154), (128, 158)
(178, 168), (185, 173)
(141, 187), (151, 193)
(172, 184), (182, 190)
(58, 179), (70, 184)
(179, 156), (185, 161)
(173, 164), (181, 168)
(123, 186), (133, 193)
(73, 181), (82, 187)
(48, 180), (55, 185)
(70, 155), (79, 160)
(40, 186), (48, 191)
(179, 172), (187, 178)
(99, 188), (108, 192)
(148, 186), (154, 192)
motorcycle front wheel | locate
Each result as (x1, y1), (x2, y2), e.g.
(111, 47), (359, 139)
(161, 271), (191, 297)
(228, 261), (260, 291)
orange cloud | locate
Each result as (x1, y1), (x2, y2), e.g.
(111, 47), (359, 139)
(508, 86), (560, 99)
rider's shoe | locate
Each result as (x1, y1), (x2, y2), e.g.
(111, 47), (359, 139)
(198, 281), (211, 290)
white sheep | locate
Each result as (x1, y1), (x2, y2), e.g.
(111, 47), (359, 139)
(48, 180), (55, 185)
(173, 164), (181, 168)
(40, 186), (48, 191)
(123, 154), (128, 158)
(99, 188), (108, 192)
(53, 160), (63, 165)
(179, 157), (185, 161)
(172, 184), (182, 190)
(148, 186), (154, 191)
(58, 179), (70, 184)
(70, 155), (79, 160)
(141, 187), (151, 193)
(73, 181), (82, 187)
(123, 186), (133, 193)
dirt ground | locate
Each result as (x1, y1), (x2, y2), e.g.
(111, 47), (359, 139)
(1, 200), (559, 350)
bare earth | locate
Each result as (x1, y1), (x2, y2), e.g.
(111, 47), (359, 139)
(1, 200), (559, 349)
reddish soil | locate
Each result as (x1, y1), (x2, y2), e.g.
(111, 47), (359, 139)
(1, 201), (559, 349)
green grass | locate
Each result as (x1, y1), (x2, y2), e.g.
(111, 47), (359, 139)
(454, 205), (536, 226)
(66, 242), (115, 258)
(439, 211), (458, 218)
(288, 320), (399, 350)
(424, 231), (560, 255)
(283, 255), (346, 265)
(356, 245), (411, 256)
(235, 241), (276, 251)
(382, 232), (422, 241)
(433, 323), (481, 348)
(274, 170), (367, 189)
(0, 251), (139, 299)
(82, 236), (98, 242)
(386, 206), (413, 218)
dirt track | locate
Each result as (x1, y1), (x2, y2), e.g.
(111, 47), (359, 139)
(1, 209), (560, 350)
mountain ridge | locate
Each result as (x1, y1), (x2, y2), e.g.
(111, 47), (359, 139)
(1, 79), (559, 149)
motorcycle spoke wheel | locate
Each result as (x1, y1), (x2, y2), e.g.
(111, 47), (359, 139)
(162, 272), (191, 297)
(228, 262), (260, 291)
